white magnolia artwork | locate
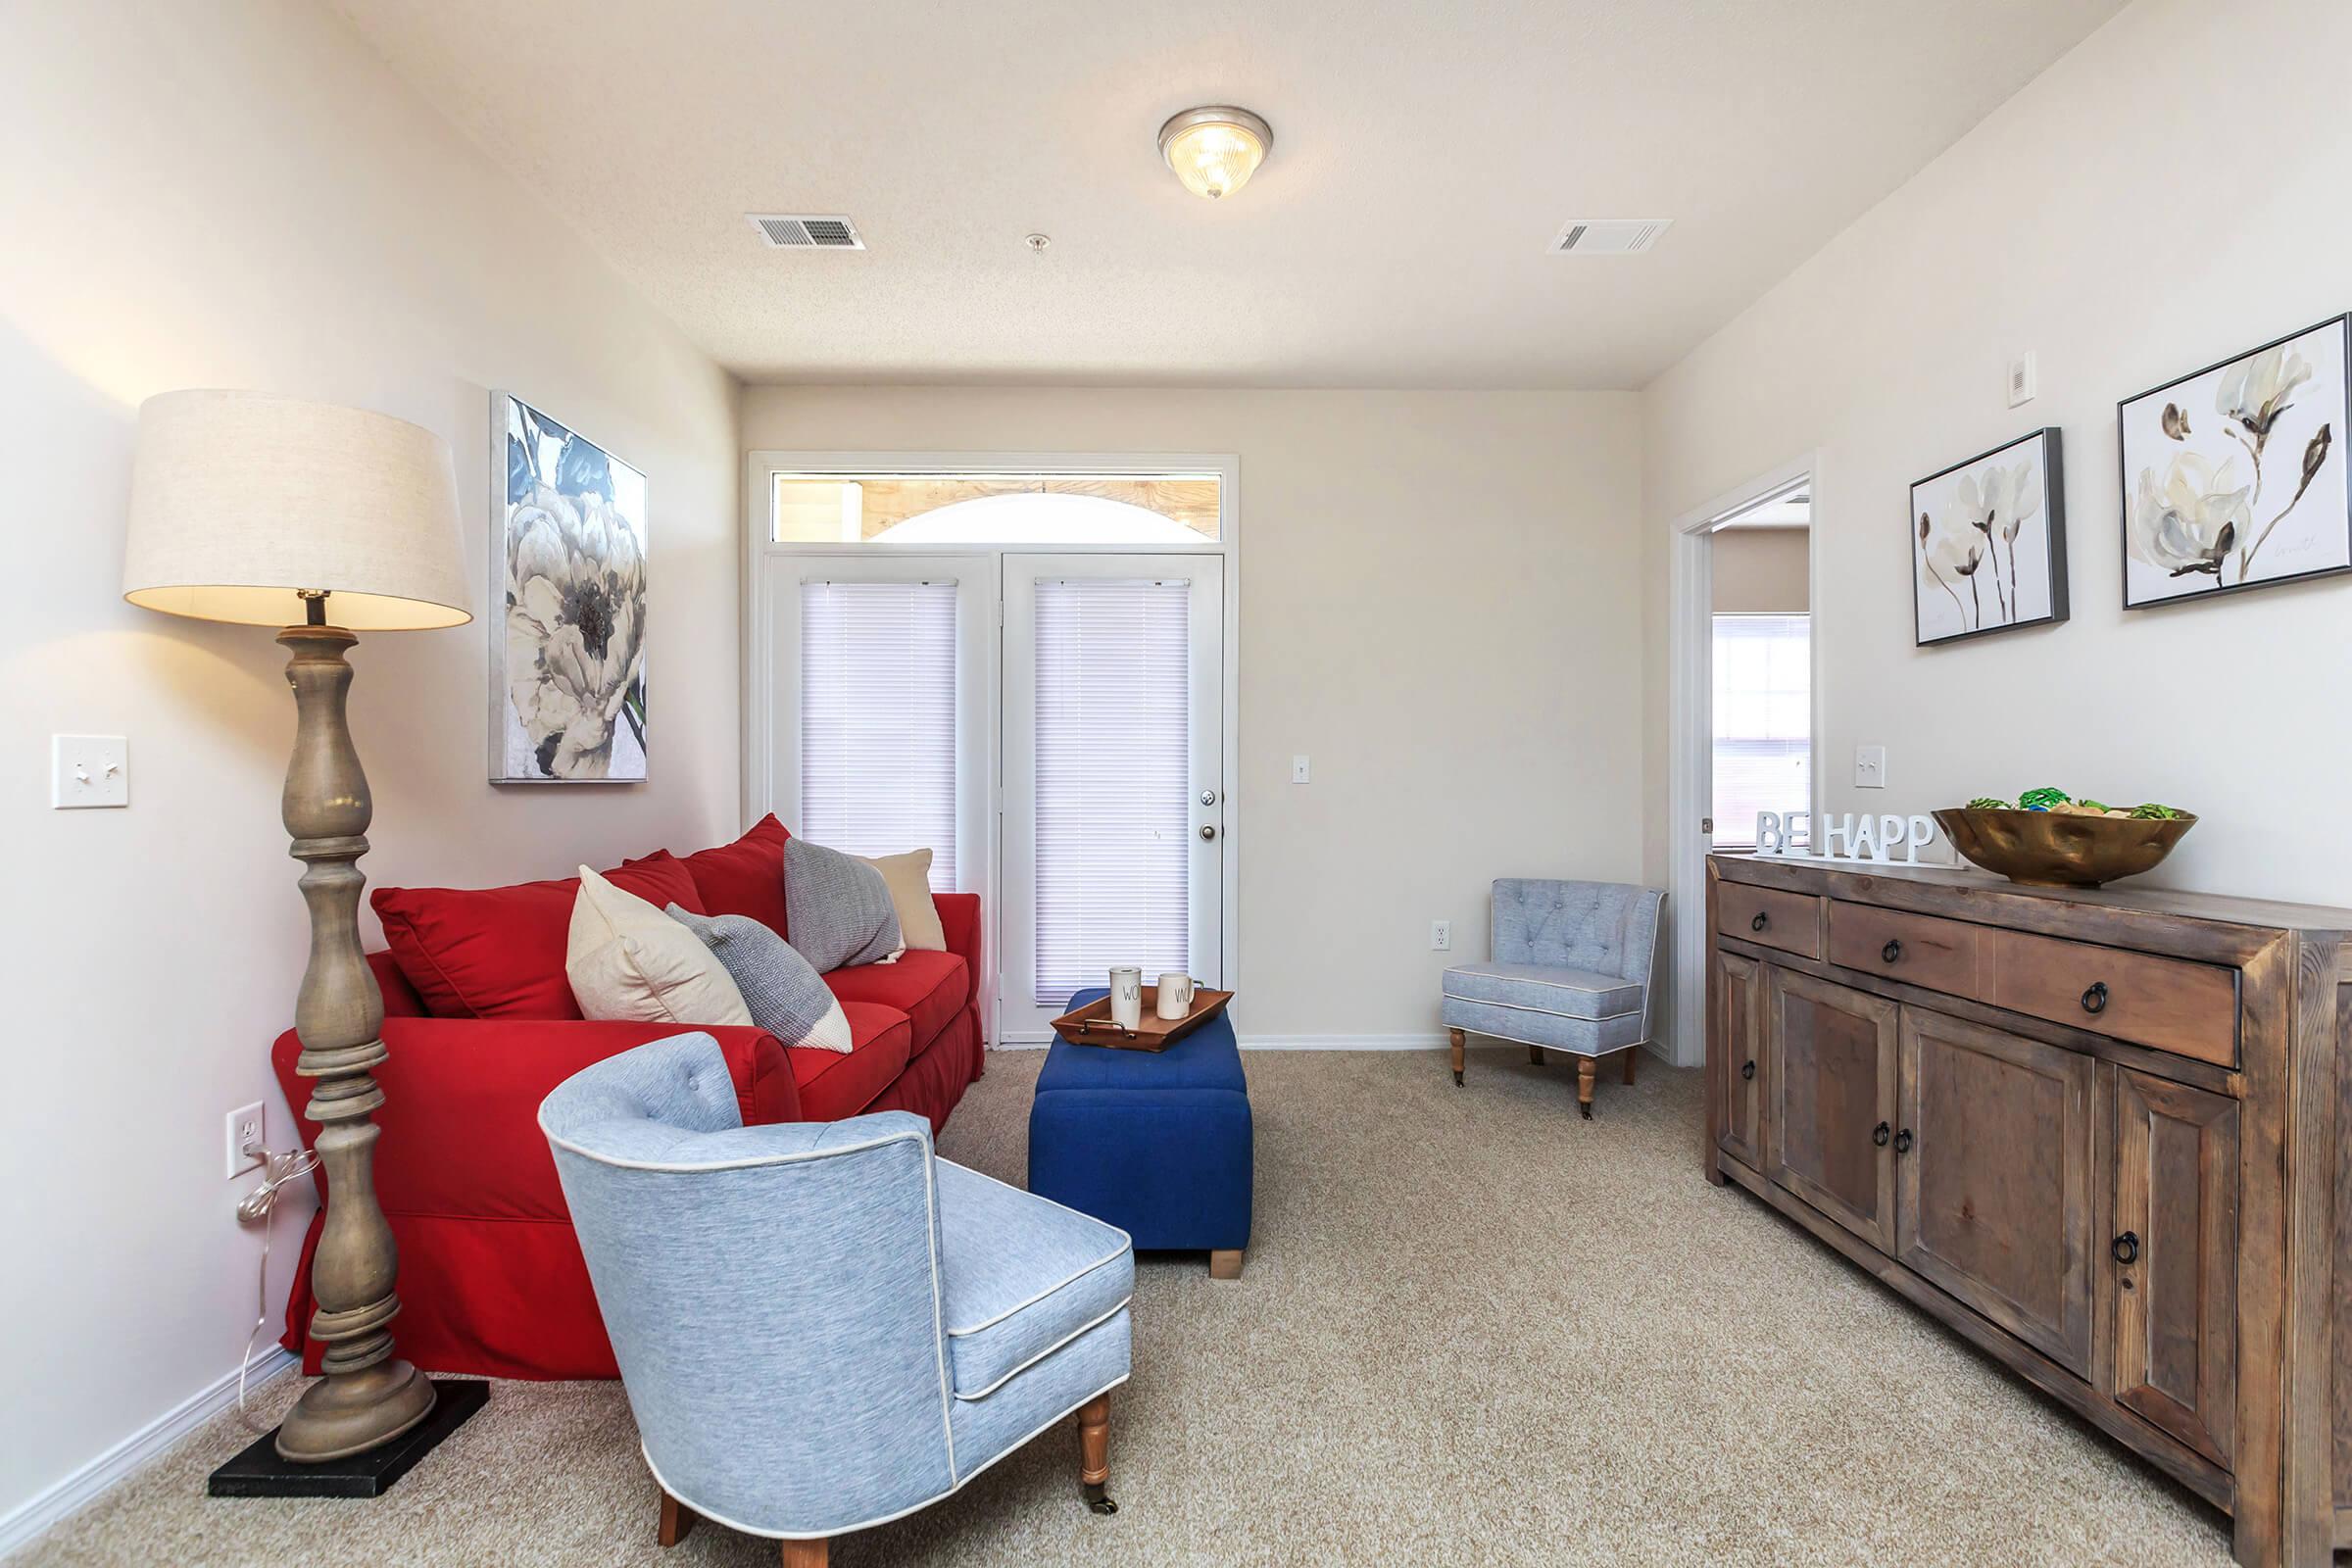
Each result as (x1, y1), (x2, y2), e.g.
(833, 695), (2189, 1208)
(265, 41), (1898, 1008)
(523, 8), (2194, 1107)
(490, 393), (649, 782)
(2120, 316), (2350, 608)
(1911, 427), (2068, 646)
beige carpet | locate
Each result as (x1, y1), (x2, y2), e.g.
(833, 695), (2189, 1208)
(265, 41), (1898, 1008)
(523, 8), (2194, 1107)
(22, 1048), (2234, 1567)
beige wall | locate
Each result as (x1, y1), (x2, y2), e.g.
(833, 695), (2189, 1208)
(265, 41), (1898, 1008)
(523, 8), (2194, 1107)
(1710, 528), (1809, 613)
(0, 0), (739, 1534)
(1642, 0), (2352, 970)
(744, 387), (1646, 1040)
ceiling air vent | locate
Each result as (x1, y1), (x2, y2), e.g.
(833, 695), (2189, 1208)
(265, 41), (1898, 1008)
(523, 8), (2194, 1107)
(1552, 218), (1672, 256)
(748, 214), (864, 250)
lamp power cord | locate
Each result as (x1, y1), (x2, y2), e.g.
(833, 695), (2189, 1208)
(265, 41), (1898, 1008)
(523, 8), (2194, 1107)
(233, 1139), (319, 1434)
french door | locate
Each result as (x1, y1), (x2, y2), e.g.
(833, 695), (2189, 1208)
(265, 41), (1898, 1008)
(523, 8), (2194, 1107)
(999, 555), (1224, 1040)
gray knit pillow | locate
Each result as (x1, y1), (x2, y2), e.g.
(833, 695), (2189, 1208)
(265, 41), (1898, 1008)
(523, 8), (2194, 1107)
(783, 837), (904, 972)
(666, 906), (853, 1054)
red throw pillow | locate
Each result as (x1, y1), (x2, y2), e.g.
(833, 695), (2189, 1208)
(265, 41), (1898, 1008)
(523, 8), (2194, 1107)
(372, 851), (707, 1020)
(649, 814), (792, 938)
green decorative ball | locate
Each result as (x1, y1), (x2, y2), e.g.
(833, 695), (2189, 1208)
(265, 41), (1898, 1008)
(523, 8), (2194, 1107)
(2131, 802), (2184, 820)
(1965, 797), (2011, 810)
(2019, 786), (2071, 812)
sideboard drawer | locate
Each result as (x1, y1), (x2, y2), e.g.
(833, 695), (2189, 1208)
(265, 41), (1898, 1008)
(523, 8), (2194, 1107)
(1827, 901), (1984, 998)
(1985, 930), (2238, 1067)
(1716, 882), (1823, 959)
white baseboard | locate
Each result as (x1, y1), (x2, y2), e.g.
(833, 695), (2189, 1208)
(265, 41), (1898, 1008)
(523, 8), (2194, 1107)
(989, 1033), (1446, 1053)
(0, 1347), (298, 1558)
(1237, 1033), (1447, 1051)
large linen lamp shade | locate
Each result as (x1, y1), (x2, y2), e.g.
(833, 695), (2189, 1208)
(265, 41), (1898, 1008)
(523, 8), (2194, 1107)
(123, 390), (470, 629)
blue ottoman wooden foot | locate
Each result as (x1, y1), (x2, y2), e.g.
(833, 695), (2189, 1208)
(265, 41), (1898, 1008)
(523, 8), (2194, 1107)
(1030, 988), (1252, 1277)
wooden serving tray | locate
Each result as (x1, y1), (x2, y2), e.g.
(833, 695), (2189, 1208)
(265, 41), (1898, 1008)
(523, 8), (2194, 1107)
(1051, 988), (1234, 1052)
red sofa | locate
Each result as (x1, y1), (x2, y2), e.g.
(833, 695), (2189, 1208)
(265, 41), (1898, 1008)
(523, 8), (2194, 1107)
(269, 814), (985, 1380)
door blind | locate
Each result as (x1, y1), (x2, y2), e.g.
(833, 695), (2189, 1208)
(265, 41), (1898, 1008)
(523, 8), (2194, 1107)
(1033, 578), (1192, 1004)
(800, 580), (957, 890)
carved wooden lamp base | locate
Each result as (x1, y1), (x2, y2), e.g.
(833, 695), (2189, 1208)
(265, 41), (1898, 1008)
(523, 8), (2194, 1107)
(209, 621), (481, 1492)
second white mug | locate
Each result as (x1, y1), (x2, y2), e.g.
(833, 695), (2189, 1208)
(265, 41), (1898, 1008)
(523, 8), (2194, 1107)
(1155, 972), (1197, 1018)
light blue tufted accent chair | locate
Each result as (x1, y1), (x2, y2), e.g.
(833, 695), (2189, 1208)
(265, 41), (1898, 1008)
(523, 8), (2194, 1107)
(538, 1034), (1134, 1567)
(1441, 878), (1666, 1118)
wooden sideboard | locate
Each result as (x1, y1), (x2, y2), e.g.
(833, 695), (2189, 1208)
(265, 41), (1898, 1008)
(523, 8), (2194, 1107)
(1704, 854), (2352, 1567)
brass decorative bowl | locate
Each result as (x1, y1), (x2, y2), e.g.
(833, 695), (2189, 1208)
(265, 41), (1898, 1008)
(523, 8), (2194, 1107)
(1932, 808), (2196, 889)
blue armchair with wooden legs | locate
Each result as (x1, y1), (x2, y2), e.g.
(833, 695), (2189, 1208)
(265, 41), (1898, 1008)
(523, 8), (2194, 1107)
(1442, 878), (1666, 1118)
(539, 1034), (1135, 1566)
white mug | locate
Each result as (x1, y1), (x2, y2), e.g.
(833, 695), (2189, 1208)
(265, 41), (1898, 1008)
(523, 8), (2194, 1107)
(1108, 966), (1144, 1031)
(1155, 973), (1198, 1019)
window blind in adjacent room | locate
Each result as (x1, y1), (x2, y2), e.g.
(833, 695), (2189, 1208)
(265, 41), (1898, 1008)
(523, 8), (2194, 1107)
(1712, 612), (1812, 850)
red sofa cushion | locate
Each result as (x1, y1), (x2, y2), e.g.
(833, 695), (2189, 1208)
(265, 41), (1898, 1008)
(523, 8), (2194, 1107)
(659, 813), (792, 938)
(789, 1002), (914, 1121)
(372, 852), (706, 1020)
(824, 950), (969, 1049)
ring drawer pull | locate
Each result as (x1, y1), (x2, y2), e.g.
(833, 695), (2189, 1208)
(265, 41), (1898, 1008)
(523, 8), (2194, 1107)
(1881, 939), (1903, 963)
(2112, 1231), (2140, 1265)
(1872, 1120), (1890, 1148)
(2081, 981), (2110, 1015)
(1750, 911), (1769, 932)
(1740, 1059), (1756, 1082)
(1892, 1128), (1914, 1154)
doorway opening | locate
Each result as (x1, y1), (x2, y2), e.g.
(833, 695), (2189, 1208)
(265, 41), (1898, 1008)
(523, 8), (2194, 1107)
(1667, 465), (1821, 1065)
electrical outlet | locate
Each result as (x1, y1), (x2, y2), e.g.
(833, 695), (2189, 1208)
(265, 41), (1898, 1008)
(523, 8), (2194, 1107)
(225, 1102), (265, 1180)
(1431, 920), (1451, 952)
(1291, 754), (1310, 784)
(1854, 745), (1888, 789)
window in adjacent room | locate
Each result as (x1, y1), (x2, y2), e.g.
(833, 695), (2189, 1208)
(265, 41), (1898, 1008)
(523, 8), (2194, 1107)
(1711, 612), (1810, 850)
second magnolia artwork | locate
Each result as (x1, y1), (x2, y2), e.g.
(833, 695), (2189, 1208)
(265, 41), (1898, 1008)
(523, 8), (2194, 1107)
(2120, 315), (2350, 607)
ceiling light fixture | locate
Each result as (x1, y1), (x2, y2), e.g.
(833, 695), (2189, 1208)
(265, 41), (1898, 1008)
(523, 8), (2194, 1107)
(1158, 106), (1272, 200)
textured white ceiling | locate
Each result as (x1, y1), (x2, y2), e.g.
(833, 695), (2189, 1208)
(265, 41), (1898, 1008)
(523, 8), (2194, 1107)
(330, 0), (2125, 388)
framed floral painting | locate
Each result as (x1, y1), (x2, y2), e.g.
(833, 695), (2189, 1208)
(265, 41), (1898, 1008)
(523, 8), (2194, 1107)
(1911, 427), (2067, 646)
(2120, 316), (2349, 609)
(490, 393), (649, 782)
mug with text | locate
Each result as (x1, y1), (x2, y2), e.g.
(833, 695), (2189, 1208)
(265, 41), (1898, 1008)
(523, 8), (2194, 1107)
(1155, 972), (1198, 1019)
(1109, 966), (1144, 1031)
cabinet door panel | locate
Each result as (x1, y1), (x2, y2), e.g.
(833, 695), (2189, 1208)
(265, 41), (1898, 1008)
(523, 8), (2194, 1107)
(1895, 1010), (2096, 1377)
(2112, 1069), (2237, 1465)
(1713, 951), (1764, 1171)
(1766, 968), (1897, 1250)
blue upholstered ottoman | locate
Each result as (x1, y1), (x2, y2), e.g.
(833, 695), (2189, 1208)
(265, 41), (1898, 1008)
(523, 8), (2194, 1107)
(1028, 988), (1253, 1278)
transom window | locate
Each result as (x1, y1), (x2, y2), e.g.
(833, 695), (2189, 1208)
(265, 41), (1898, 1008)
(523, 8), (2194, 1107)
(773, 473), (1221, 545)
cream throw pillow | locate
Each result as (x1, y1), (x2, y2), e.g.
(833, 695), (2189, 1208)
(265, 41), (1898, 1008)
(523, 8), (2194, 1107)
(858, 849), (946, 953)
(566, 865), (753, 1027)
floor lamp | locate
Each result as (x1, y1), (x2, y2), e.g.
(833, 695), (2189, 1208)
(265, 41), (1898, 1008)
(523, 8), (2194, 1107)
(122, 390), (485, 1491)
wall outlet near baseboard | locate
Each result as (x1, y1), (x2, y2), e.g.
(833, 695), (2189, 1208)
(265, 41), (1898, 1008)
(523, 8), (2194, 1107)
(225, 1102), (265, 1180)
(1430, 920), (1451, 952)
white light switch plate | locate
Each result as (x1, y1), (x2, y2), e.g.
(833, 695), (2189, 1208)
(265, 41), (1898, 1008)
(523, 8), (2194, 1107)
(53, 735), (128, 808)
(1854, 745), (1887, 789)
(1291, 754), (1310, 783)
(2007, 351), (2038, 408)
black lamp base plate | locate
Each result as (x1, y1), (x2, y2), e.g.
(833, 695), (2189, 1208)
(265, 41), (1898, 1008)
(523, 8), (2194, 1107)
(208, 1379), (488, 1498)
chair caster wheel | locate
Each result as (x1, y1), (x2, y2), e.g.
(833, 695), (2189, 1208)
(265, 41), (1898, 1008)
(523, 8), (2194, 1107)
(1452, 1070), (1463, 1086)
(1084, 1484), (1117, 1515)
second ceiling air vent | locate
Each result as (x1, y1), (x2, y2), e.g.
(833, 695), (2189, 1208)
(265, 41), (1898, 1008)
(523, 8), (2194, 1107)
(749, 215), (865, 250)
(1552, 219), (1672, 256)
